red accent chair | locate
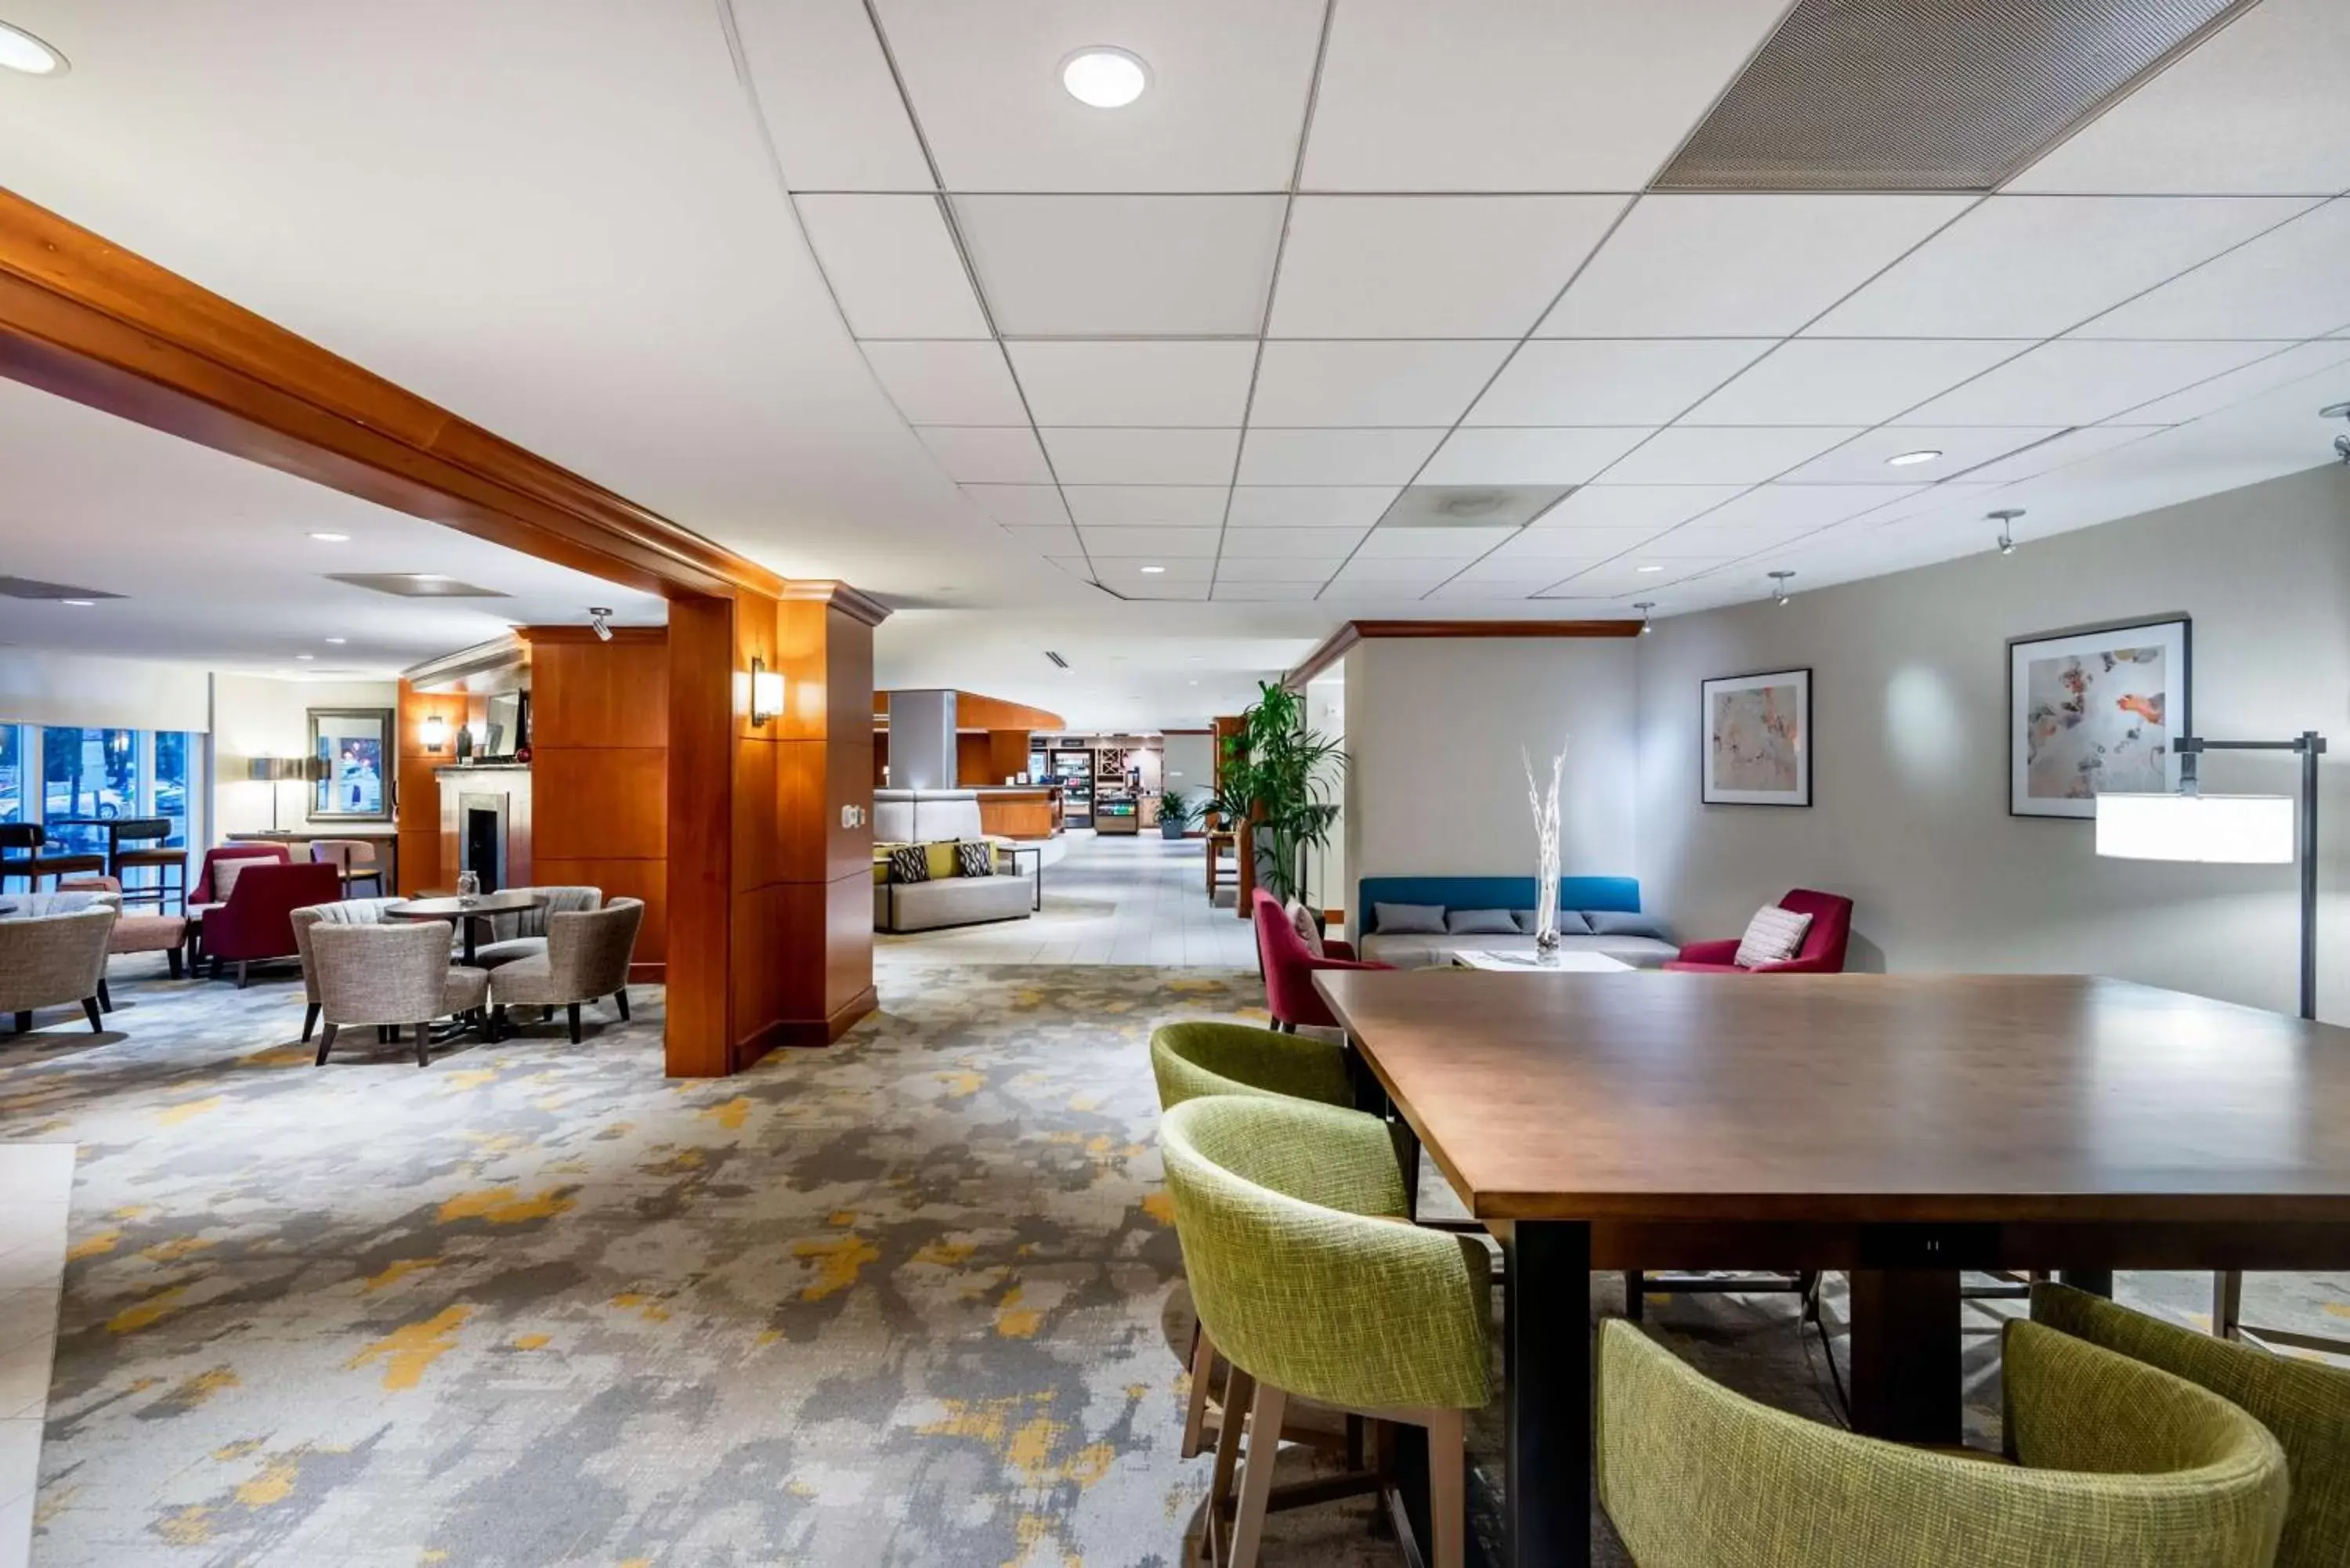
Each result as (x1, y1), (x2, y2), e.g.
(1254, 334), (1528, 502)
(198, 862), (342, 988)
(1664, 888), (1854, 974)
(1252, 888), (1390, 1032)
(192, 844), (291, 905)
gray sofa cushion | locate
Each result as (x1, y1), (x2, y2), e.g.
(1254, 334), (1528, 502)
(1585, 910), (1674, 941)
(1358, 930), (1679, 970)
(1372, 902), (1448, 935)
(1513, 909), (1595, 935)
(876, 873), (1034, 934)
(1446, 908), (1518, 935)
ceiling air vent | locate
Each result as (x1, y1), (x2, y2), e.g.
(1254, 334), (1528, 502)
(1654, 0), (2254, 192)
(1044, 650), (1070, 669)
(327, 573), (511, 599)
(0, 576), (122, 601)
(1376, 485), (1572, 530)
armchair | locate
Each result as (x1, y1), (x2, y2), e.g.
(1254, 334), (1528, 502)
(487, 898), (643, 1042)
(1665, 887), (1853, 974)
(1251, 888), (1389, 1032)
(199, 861), (342, 987)
(0, 905), (116, 1035)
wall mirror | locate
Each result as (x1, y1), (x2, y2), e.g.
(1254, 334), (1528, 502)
(309, 707), (394, 821)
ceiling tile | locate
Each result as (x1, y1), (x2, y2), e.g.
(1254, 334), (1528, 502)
(1061, 485), (1229, 526)
(1543, 555), (1735, 594)
(1426, 579), (1546, 601)
(795, 195), (990, 338)
(1528, 486), (1746, 533)
(1125, 583), (1213, 601)
(1250, 341), (1512, 427)
(1215, 555), (1346, 583)
(862, 341), (1027, 425)
(2112, 340), (2350, 425)
(1951, 425), (2166, 486)
(1687, 484), (1928, 534)
(1807, 197), (2319, 338)
(1538, 194), (1973, 337)
(871, 0), (1323, 191)
(1641, 523), (1814, 558)
(1269, 197), (1622, 338)
(999, 523), (1081, 554)
(1467, 341), (1771, 426)
(1327, 557), (1462, 583)
(1212, 583), (1328, 600)
(1902, 341), (2286, 425)
(1302, 0), (1789, 190)
(1217, 528), (1365, 560)
(916, 425), (1051, 483)
(2006, 0), (2350, 196)
(1227, 486), (1401, 527)
(736, 0), (931, 190)
(1235, 428), (1444, 485)
(2072, 199), (2350, 340)
(955, 195), (1283, 336)
(1079, 525), (1221, 559)
(1484, 528), (1659, 562)
(1684, 340), (2030, 425)
(1778, 427), (2068, 484)
(1596, 427), (1864, 484)
(960, 483), (1071, 525)
(1086, 555), (1213, 582)
(1006, 340), (1256, 427)
(1419, 427), (1653, 486)
(1039, 427), (1239, 485)
(1374, 486), (1571, 530)
(1354, 526), (1517, 559)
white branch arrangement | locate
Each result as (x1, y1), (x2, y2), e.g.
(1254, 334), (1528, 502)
(1524, 739), (1568, 953)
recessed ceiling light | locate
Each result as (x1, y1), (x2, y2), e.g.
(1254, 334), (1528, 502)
(1139, 564), (1166, 574)
(0, 21), (67, 76)
(1885, 449), (1943, 468)
(1061, 46), (1149, 109)
(295, 653), (315, 661)
(324, 637), (348, 645)
(309, 531), (351, 543)
(59, 598), (94, 607)
(1633, 563), (1665, 574)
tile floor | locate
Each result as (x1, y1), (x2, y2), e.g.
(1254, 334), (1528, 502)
(0, 1143), (72, 1568)
(878, 830), (1262, 967)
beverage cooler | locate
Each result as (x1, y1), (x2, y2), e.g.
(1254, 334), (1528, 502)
(1053, 750), (1093, 827)
(1094, 795), (1139, 835)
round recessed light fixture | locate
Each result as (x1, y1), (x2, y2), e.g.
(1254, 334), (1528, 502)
(324, 637), (348, 645)
(309, 531), (351, 543)
(0, 20), (67, 76)
(1139, 564), (1166, 574)
(1885, 449), (1943, 468)
(59, 598), (94, 607)
(295, 652), (315, 661)
(1061, 46), (1149, 109)
(1633, 563), (1665, 574)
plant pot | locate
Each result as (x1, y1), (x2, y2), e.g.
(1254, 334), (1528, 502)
(1159, 818), (1187, 840)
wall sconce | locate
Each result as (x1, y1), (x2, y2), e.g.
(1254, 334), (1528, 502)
(750, 657), (784, 728)
(422, 714), (448, 753)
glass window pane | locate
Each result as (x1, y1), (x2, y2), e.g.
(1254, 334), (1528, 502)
(154, 732), (193, 848)
(40, 727), (139, 860)
(0, 726), (21, 825)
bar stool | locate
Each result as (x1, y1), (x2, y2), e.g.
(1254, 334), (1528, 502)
(0, 824), (107, 892)
(310, 839), (385, 898)
(107, 818), (188, 912)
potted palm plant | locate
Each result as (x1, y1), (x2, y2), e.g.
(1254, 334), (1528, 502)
(1158, 786), (1193, 840)
(1217, 681), (1343, 903)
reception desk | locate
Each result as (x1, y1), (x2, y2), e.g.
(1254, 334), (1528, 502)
(974, 786), (1062, 840)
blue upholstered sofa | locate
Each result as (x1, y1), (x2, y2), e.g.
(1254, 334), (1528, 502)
(1352, 876), (1677, 970)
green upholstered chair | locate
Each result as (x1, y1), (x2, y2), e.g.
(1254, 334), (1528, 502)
(1149, 1018), (1353, 1112)
(1160, 1094), (1489, 1568)
(1151, 1018), (1361, 1459)
(2034, 1281), (2348, 1568)
(1596, 1316), (2287, 1568)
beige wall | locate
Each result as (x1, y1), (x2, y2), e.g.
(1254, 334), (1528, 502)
(212, 674), (400, 836)
(1636, 463), (2350, 1021)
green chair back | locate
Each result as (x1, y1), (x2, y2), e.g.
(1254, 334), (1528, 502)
(1597, 1317), (2287, 1568)
(1149, 1019), (1352, 1111)
(2034, 1282), (2348, 1567)
(1159, 1094), (1488, 1414)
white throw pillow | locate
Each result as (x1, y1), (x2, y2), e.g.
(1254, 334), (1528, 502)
(1282, 897), (1325, 959)
(212, 856), (264, 901)
(1734, 905), (1814, 969)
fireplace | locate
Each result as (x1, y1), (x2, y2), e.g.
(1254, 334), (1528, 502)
(460, 792), (509, 894)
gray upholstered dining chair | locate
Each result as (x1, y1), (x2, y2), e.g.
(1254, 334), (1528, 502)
(0, 904), (117, 1035)
(487, 897), (642, 1042)
(308, 839), (385, 898)
(472, 885), (602, 969)
(290, 898), (414, 1042)
(309, 919), (488, 1067)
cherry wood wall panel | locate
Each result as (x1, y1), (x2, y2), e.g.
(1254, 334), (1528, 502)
(665, 596), (737, 1077)
(395, 681), (469, 895)
(987, 730), (1033, 785)
(956, 731), (993, 788)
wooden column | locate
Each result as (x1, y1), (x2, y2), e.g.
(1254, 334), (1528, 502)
(394, 681), (468, 895)
(525, 627), (669, 978)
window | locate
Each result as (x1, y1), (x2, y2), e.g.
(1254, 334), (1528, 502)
(0, 724), (203, 894)
(0, 726), (20, 825)
(41, 726), (138, 861)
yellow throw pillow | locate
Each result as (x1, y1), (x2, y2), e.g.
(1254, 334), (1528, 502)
(924, 841), (960, 881)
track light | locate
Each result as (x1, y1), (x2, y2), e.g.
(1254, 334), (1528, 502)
(1768, 570), (1795, 607)
(1633, 600), (1656, 634)
(1990, 508), (2023, 556)
(588, 606), (613, 642)
(2324, 401), (2350, 465)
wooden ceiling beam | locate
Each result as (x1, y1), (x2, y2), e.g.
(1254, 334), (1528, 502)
(0, 185), (786, 602)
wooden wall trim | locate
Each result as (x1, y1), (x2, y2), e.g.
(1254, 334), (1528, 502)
(782, 580), (892, 628)
(874, 689), (1063, 732)
(0, 186), (785, 601)
(1284, 618), (1643, 689)
(520, 626), (669, 646)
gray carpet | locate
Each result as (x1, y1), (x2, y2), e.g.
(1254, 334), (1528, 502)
(3, 956), (2343, 1565)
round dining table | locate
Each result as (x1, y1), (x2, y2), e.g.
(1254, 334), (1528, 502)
(385, 891), (546, 965)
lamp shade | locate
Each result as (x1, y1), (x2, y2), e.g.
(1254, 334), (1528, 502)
(2095, 793), (2294, 864)
(244, 755), (317, 783)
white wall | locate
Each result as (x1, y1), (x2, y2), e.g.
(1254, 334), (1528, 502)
(1344, 636), (1640, 903)
(1162, 732), (1215, 815)
(211, 675), (400, 836)
(1636, 464), (2350, 1021)
(0, 650), (211, 732)
(1305, 671), (1345, 914)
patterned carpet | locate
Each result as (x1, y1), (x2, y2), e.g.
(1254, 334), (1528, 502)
(4, 956), (2345, 1566)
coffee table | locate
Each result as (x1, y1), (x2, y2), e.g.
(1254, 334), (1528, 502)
(1448, 948), (1631, 973)
(386, 891), (546, 965)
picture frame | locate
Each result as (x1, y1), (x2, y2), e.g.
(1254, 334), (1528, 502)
(2008, 617), (2189, 820)
(309, 707), (395, 822)
(1701, 667), (1811, 807)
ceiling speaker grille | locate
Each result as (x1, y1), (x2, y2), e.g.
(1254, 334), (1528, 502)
(1655, 0), (2252, 192)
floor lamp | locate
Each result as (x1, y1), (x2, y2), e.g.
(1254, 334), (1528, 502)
(2096, 728), (2334, 1354)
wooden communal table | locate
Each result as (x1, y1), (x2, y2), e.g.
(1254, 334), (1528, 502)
(1314, 969), (2350, 1568)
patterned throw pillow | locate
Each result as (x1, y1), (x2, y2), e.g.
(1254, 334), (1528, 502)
(956, 841), (994, 879)
(1282, 896), (1325, 958)
(888, 844), (931, 884)
(1734, 905), (1814, 969)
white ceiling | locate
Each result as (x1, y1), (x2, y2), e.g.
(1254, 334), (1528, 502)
(0, 0), (2347, 727)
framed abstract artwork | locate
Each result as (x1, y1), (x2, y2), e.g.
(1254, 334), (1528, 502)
(1701, 668), (1811, 807)
(2008, 617), (2189, 819)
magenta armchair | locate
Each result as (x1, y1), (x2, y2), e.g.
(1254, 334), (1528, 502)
(199, 862), (342, 988)
(1252, 889), (1390, 1031)
(192, 844), (290, 905)
(1665, 888), (1853, 974)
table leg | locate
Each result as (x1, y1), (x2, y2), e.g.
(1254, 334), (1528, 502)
(1847, 1270), (1961, 1443)
(1504, 1220), (1591, 1568)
